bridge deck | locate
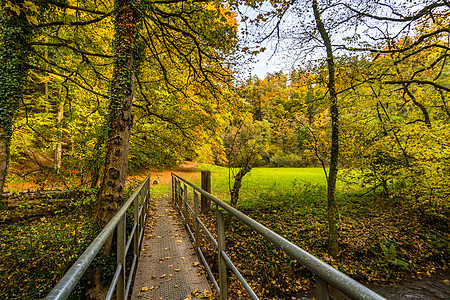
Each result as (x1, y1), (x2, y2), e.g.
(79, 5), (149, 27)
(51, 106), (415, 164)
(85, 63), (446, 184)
(131, 196), (211, 299)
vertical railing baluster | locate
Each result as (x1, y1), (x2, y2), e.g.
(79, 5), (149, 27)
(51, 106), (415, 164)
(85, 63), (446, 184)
(171, 175), (174, 203)
(174, 178), (177, 206)
(194, 191), (199, 252)
(177, 181), (182, 208)
(117, 215), (126, 300)
(316, 276), (330, 300)
(139, 188), (144, 240)
(217, 209), (227, 300)
(183, 184), (188, 225)
(134, 189), (139, 261)
(146, 176), (150, 217)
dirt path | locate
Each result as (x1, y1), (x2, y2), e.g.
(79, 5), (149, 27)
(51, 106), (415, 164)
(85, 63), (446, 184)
(131, 196), (211, 300)
(4, 161), (202, 193)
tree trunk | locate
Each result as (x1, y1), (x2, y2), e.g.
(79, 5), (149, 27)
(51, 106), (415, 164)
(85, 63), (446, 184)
(0, 5), (31, 193)
(55, 87), (64, 171)
(312, 0), (339, 258)
(96, 0), (140, 228)
(0, 131), (8, 193)
(230, 166), (251, 207)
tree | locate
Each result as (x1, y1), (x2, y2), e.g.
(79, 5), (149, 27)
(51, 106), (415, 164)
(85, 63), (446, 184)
(95, 0), (237, 226)
(236, 0), (345, 256)
(311, 0), (340, 257)
(0, 1), (32, 193)
(0, 0), (112, 192)
(223, 114), (268, 207)
(94, 0), (139, 227)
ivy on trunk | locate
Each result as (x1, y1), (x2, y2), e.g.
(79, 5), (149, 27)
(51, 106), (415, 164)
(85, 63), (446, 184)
(96, 0), (140, 228)
(0, 3), (31, 193)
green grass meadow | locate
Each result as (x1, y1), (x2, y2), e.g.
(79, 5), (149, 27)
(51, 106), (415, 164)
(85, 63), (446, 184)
(187, 164), (328, 205)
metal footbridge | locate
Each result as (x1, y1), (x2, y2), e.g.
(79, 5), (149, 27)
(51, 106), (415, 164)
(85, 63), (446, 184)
(44, 173), (386, 300)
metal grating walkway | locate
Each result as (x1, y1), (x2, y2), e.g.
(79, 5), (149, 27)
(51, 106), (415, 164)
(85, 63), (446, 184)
(131, 196), (211, 300)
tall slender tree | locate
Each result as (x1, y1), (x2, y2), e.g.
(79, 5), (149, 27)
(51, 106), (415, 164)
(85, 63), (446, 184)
(312, 0), (339, 257)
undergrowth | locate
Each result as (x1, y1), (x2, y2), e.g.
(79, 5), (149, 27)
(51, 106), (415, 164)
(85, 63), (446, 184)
(0, 202), (98, 299)
(192, 174), (448, 299)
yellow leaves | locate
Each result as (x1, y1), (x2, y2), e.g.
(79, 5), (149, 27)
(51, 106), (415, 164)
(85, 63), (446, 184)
(4, 1), (21, 15)
(4, 1), (39, 25)
(141, 285), (156, 292)
(26, 15), (38, 25)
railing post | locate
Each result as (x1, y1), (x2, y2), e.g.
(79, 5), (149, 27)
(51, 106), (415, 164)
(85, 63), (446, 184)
(117, 215), (126, 300)
(146, 176), (150, 215)
(217, 209), (227, 300)
(194, 191), (200, 252)
(177, 181), (182, 208)
(201, 171), (211, 213)
(140, 188), (145, 240)
(183, 184), (188, 224)
(316, 276), (330, 300)
(134, 189), (139, 260)
(174, 178), (178, 206)
(171, 175), (174, 203)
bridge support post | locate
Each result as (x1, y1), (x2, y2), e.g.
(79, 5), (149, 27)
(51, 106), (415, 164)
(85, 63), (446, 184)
(316, 276), (330, 300)
(201, 171), (211, 213)
(117, 215), (126, 300)
(217, 209), (227, 300)
(146, 176), (150, 219)
(133, 189), (139, 259)
(183, 183), (188, 225)
(172, 175), (175, 204)
(194, 191), (200, 251)
(178, 181), (182, 208)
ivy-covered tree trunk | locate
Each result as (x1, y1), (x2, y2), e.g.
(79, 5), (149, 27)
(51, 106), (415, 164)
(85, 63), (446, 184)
(96, 0), (140, 227)
(0, 5), (31, 193)
(312, 0), (339, 258)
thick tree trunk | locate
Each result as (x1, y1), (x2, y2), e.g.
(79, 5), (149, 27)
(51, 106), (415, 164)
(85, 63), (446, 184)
(312, 0), (339, 258)
(96, 1), (139, 228)
(0, 5), (31, 193)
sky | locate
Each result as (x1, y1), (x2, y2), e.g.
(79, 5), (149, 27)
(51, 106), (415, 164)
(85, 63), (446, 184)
(247, 50), (285, 79)
(235, 4), (288, 79)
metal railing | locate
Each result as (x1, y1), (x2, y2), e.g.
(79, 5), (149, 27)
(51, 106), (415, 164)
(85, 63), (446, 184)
(171, 173), (386, 300)
(45, 175), (151, 300)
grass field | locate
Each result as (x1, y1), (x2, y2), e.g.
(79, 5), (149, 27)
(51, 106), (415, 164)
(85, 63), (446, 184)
(183, 164), (328, 206)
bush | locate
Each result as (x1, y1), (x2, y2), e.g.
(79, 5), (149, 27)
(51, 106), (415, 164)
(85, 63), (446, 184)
(269, 152), (308, 167)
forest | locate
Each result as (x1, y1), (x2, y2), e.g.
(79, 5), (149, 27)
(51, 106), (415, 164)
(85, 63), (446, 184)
(0, 0), (448, 299)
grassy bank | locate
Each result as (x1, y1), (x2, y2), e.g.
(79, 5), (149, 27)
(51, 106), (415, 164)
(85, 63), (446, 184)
(181, 164), (448, 299)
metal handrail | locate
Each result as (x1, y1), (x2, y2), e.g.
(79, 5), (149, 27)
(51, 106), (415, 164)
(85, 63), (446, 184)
(45, 175), (151, 300)
(172, 173), (386, 300)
